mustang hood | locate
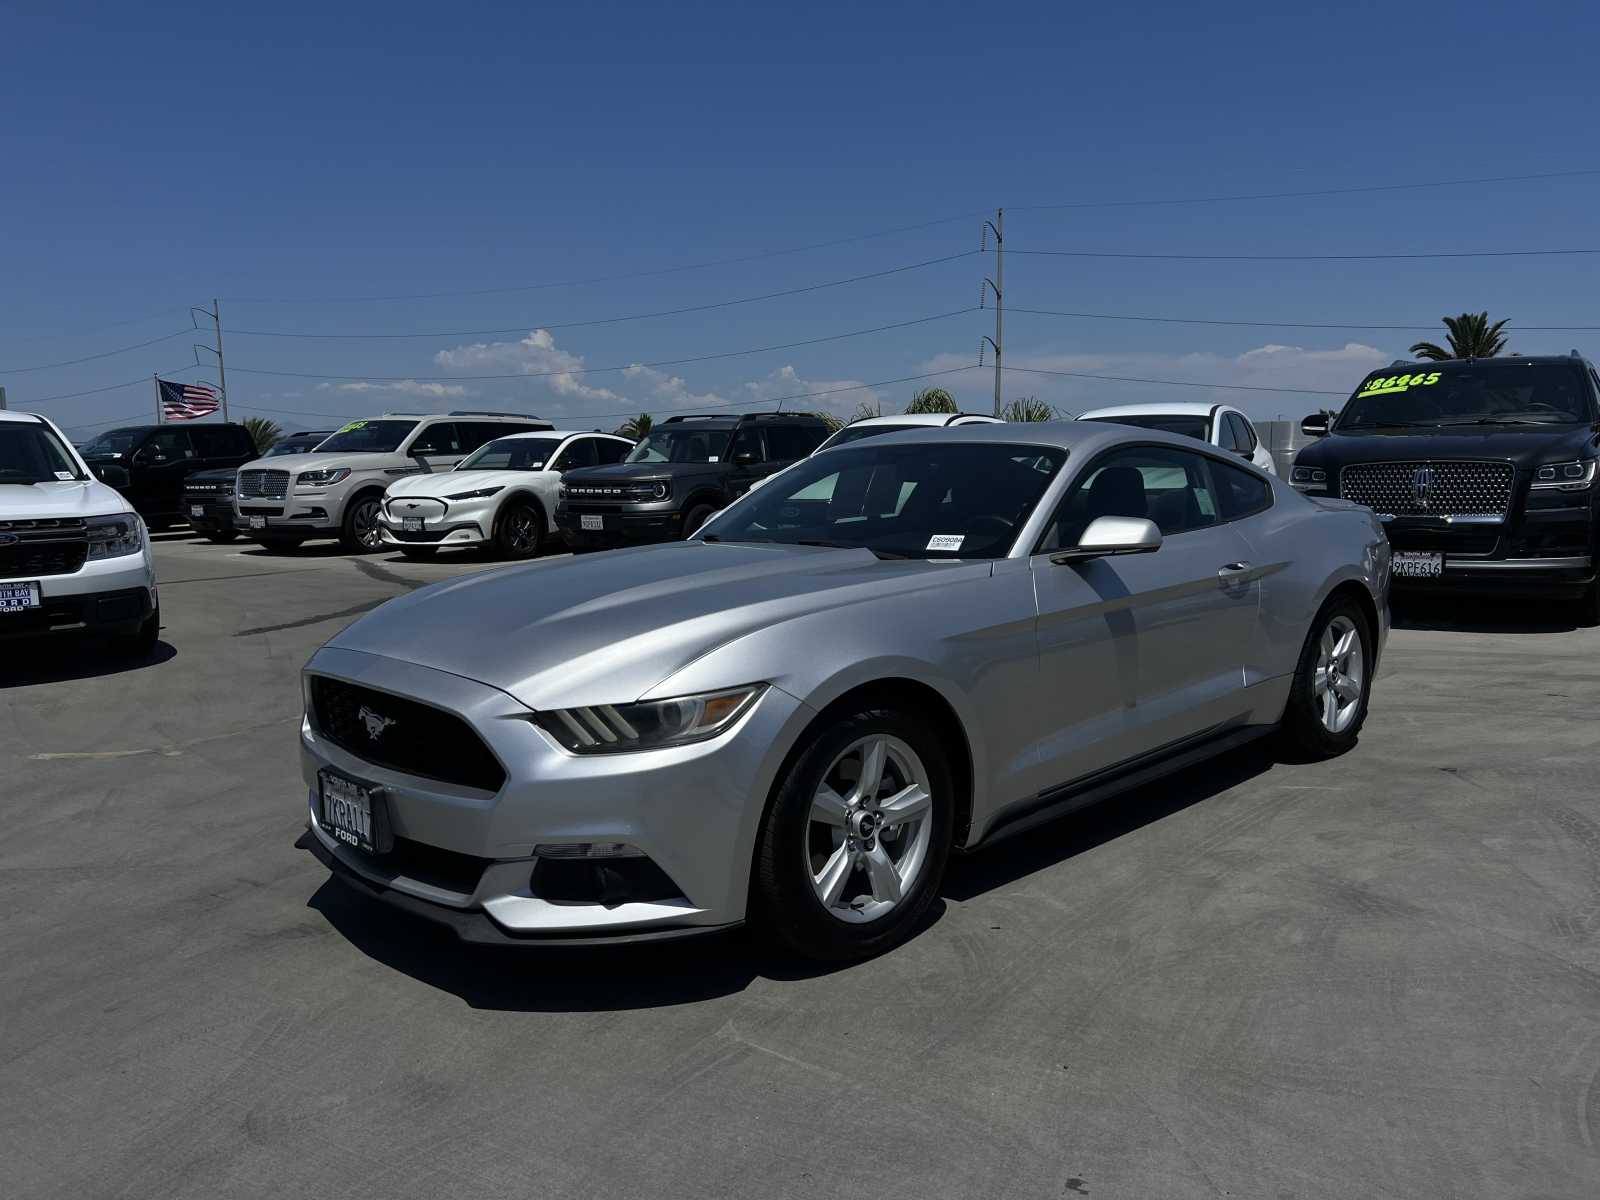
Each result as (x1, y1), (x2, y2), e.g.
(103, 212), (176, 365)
(1296, 423), (1600, 471)
(326, 541), (990, 710)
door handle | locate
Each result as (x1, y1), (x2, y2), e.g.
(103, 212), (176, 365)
(1218, 561), (1252, 575)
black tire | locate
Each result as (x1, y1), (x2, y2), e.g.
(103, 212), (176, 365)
(753, 705), (955, 962)
(339, 493), (385, 554)
(682, 503), (716, 539)
(398, 546), (438, 560)
(112, 606), (160, 658)
(203, 531), (238, 544)
(492, 499), (545, 560)
(1279, 593), (1374, 760)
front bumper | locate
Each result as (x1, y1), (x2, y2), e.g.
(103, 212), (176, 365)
(378, 496), (490, 547)
(555, 507), (685, 547)
(0, 548), (155, 642)
(297, 645), (807, 941)
(183, 495), (237, 533)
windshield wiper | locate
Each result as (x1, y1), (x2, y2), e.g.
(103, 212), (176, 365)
(1435, 416), (1564, 426)
(1343, 421), (1430, 430)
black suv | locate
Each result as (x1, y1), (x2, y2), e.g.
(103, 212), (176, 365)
(1292, 353), (1600, 621)
(555, 412), (831, 548)
(79, 422), (259, 529)
(183, 430), (333, 543)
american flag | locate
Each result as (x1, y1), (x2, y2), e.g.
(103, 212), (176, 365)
(158, 378), (220, 421)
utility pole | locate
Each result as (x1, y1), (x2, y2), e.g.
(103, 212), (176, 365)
(981, 209), (1004, 417)
(191, 299), (229, 421)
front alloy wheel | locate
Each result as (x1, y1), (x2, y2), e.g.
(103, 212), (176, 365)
(341, 496), (384, 553)
(1313, 615), (1365, 734)
(756, 706), (953, 960)
(1281, 596), (1373, 758)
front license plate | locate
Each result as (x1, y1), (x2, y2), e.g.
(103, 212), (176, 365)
(580, 514), (604, 531)
(319, 771), (388, 855)
(248, 515), (266, 530)
(1393, 551), (1443, 579)
(190, 504), (206, 518)
(0, 581), (41, 613)
(403, 517), (423, 532)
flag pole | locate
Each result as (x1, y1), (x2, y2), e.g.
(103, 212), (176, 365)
(154, 374), (162, 424)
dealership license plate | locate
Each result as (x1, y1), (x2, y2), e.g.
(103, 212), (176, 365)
(248, 515), (266, 529)
(1393, 551), (1444, 579)
(581, 514), (604, 531)
(403, 517), (423, 532)
(319, 771), (385, 855)
(190, 504), (205, 518)
(0, 581), (41, 613)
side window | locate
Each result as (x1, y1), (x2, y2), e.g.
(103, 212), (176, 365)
(729, 425), (766, 463)
(143, 429), (193, 460)
(1215, 413), (1242, 452)
(595, 437), (630, 465)
(412, 422), (461, 455)
(553, 438), (598, 471)
(187, 427), (225, 457)
(765, 424), (826, 461)
(1210, 458), (1272, 520)
(1228, 413), (1257, 453)
(456, 423), (498, 453)
(1037, 445), (1219, 550)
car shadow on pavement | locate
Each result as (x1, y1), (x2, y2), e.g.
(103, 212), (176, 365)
(0, 637), (176, 688)
(1390, 594), (1581, 634)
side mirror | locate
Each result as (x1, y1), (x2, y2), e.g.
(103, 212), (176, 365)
(1300, 413), (1330, 438)
(1051, 516), (1163, 564)
(732, 450), (758, 466)
(136, 449), (166, 465)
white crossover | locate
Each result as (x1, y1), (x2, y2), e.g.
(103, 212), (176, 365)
(380, 430), (634, 559)
(0, 411), (160, 653)
(1077, 402), (1278, 476)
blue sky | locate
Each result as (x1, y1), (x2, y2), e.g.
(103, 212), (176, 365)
(4, 0), (1599, 436)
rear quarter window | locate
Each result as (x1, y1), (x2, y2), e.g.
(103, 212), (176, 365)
(1211, 458), (1272, 519)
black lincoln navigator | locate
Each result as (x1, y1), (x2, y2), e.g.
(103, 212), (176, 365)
(1291, 353), (1600, 622)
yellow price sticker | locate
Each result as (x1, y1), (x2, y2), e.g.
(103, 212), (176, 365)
(336, 420), (368, 433)
(1355, 371), (1441, 399)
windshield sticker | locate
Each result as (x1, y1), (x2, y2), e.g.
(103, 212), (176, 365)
(708, 455), (719, 462)
(1355, 371), (1441, 399)
(926, 534), (965, 552)
(336, 419), (368, 433)
(54, 470), (75, 480)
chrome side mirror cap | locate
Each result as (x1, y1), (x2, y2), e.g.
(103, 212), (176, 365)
(1051, 515), (1163, 564)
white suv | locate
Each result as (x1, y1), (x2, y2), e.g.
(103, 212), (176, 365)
(234, 411), (552, 552)
(0, 411), (159, 653)
(1076, 402), (1277, 475)
(380, 430), (634, 559)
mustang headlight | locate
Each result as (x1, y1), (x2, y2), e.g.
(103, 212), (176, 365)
(1290, 465), (1328, 490)
(296, 467), (351, 486)
(85, 513), (143, 560)
(445, 485), (504, 501)
(532, 685), (765, 754)
(1530, 459), (1596, 491)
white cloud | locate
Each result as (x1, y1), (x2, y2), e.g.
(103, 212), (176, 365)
(434, 329), (621, 403)
(621, 364), (727, 409)
(743, 364), (883, 418)
(319, 379), (469, 398)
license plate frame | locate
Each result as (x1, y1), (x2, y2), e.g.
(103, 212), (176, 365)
(248, 515), (266, 530)
(318, 770), (392, 856)
(0, 581), (42, 613)
(1392, 551), (1444, 579)
(403, 517), (423, 533)
(580, 513), (604, 532)
(190, 504), (206, 518)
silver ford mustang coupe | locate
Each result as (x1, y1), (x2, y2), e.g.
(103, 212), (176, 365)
(299, 422), (1389, 960)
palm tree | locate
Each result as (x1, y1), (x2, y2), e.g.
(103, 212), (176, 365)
(1408, 312), (1510, 361)
(615, 412), (653, 440)
(999, 396), (1058, 422)
(846, 400), (884, 424)
(242, 417), (283, 453)
(905, 387), (957, 414)
(808, 410), (844, 432)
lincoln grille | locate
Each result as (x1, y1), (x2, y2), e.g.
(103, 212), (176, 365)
(1339, 460), (1514, 517)
(308, 676), (506, 792)
(239, 469), (289, 500)
(0, 518), (88, 577)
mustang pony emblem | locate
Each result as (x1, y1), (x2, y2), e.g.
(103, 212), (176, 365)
(357, 705), (396, 740)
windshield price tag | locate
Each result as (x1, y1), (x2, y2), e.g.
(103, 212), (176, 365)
(1355, 371), (1442, 399)
(926, 534), (964, 552)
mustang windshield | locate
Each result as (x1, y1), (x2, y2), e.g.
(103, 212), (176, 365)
(0, 423), (86, 484)
(701, 441), (1067, 559)
(626, 427), (732, 464)
(1338, 362), (1597, 429)
(457, 436), (563, 471)
(314, 420), (419, 454)
(1081, 413), (1210, 440)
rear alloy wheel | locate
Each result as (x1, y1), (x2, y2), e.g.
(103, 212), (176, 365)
(755, 707), (953, 960)
(1280, 597), (1373, 758)
(339, 495), (384, 554)
(493, 500), (544, 559)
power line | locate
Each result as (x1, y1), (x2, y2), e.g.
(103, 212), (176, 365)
(24, 364), (201, 406)
(1003, 364), (1346, 396)
(228, 308), (978, 383)
(1009, 167), (1600, 212)
(0, 329), (196, 375)
(1011, 246), (1600, 262)
(1009, 306), (1600, 333)
(59, 410), (157, 432)
(226, 252), (978, 340)
(0, 305), (195, 346)
(221, 212), (986, 304)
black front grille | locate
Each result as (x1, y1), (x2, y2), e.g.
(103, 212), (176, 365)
(309, 676), (506, 792)
(384, 837), (492, 895)
(0, 517), (89, 578)
(1340, 460), (1514, 517)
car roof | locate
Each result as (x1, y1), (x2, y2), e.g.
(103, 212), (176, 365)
(1075, 402), (1223, 419)
(476, 429), (628, 441)
(859, 418), (1231, 456)
(843, 413), (1000, 428)
(1374, 354), (1591, 370)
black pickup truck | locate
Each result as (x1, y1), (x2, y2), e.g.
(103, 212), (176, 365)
(79, 422), (259, 530)
(555, 412), (831, 548)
